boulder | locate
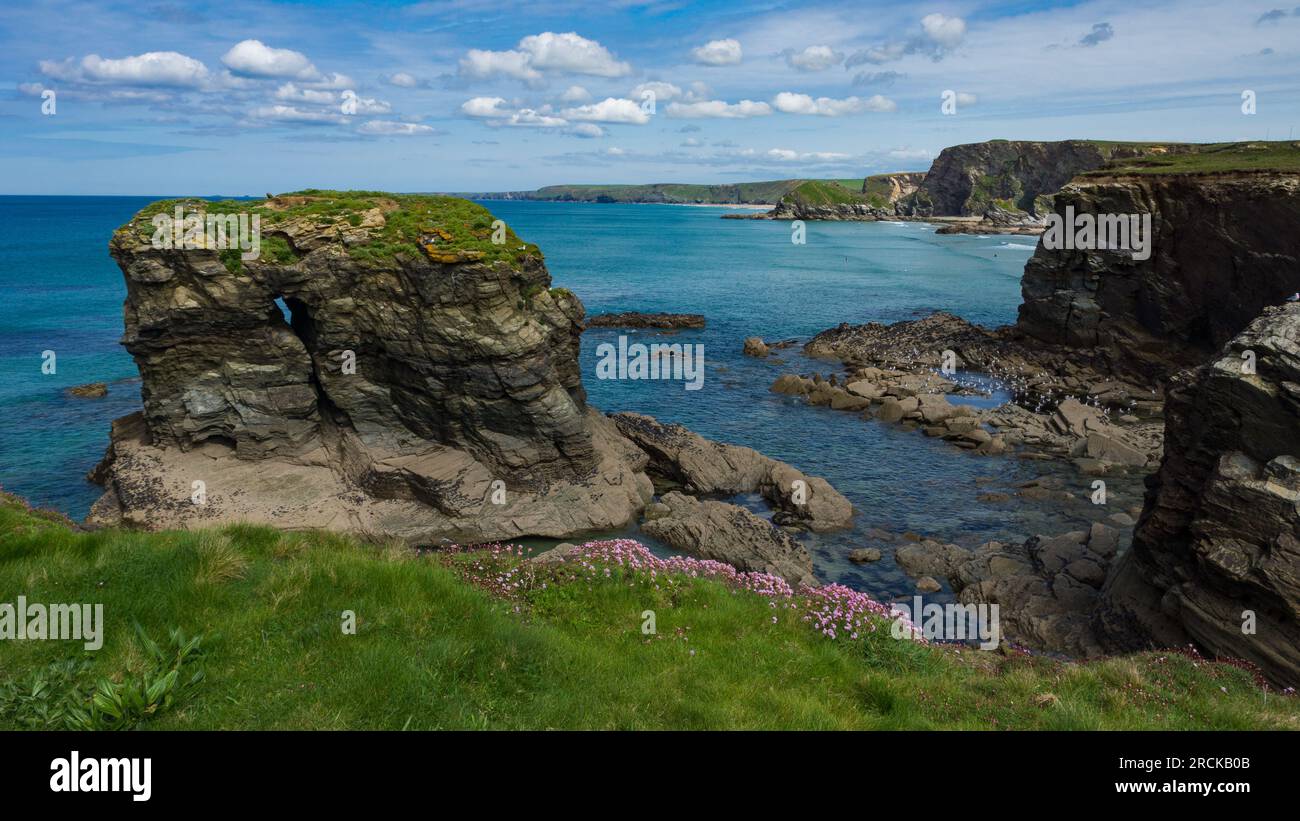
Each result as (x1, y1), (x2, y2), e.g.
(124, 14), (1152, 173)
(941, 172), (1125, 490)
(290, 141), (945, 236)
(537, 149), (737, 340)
(640, 492), (816, 586)
(610, 412), (853, 532)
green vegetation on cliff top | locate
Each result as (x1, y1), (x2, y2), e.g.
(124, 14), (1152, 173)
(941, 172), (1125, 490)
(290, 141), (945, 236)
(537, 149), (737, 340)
(1086, 140), (1300, 176)
(2, 492), (1295, 730)
(123, 191), (541, 271)
(782, 179), (870, 207)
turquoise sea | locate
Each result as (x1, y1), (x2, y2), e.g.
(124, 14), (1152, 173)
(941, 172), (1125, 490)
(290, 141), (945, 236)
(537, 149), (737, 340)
(0, 196), (1120, 596)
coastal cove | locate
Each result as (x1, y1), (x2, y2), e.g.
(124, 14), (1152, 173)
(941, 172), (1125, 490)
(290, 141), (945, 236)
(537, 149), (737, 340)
(0, 196), (1129, 603)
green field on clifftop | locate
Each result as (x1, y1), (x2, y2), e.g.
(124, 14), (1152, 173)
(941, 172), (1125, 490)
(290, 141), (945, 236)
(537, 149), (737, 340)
(2, 492), (1295, 731)
(1087, 140), (1300, 175)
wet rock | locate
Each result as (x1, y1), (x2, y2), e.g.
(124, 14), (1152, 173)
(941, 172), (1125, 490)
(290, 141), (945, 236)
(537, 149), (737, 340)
(848, 548), (882, 563)
(876, 396), (905, 422)
(770, 374), (812, 395)
(742, 336), (769, 357)
(917, 576), (942, 593)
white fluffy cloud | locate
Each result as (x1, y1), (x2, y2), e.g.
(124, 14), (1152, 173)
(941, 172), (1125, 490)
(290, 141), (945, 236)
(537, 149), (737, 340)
(665, 99), (771, 118)
(784, 45), (843, 71)
(461, 96), (512, 117)
(691, 38), (742, 65)
(520, 32), (630, 76)
(772, 92), (896, 115)
(459, 49), (542, 83)
(40, 51), (211, 87)
(562, 97), (650, 124)
(385, 72), (421, 88)
(568, 123), (605, 138)
(222, 40), (319, 80)
(921, 13), (967, 48)
(460, 97), (566, 127)
(459, 32), (630, 84)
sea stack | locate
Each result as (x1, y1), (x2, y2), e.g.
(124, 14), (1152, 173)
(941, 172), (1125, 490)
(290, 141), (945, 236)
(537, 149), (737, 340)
(89, 192), (654, 543)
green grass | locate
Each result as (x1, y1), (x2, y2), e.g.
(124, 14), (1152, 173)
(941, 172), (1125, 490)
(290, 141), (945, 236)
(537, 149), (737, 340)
(1, 492), (1295, 730)
(783, 180), (871, 207)
(1085, 141), (1300, 176)
(121, 191), (541, 270)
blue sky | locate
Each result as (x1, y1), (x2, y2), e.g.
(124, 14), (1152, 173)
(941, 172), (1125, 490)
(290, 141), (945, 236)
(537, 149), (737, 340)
(2, 0), (1299, 194)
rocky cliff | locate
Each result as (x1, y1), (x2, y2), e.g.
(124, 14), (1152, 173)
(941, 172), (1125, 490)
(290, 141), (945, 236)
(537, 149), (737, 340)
(1017, 171), (1300, 383)
(898, 139), (1128, 217)
(1099, 304), (1300, 687)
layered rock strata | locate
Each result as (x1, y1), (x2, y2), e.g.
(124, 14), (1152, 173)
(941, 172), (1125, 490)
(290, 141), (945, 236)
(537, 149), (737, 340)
(1099, 303), (1300, 686)
(1017, 172), (1300, 383)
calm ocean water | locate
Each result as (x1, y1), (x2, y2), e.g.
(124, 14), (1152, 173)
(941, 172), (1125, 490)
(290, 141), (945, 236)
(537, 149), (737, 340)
(0, 195), (1120, 596)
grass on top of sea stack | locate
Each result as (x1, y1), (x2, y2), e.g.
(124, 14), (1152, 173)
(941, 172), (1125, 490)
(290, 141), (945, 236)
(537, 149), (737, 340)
(0, 491), (1295, 730)
(119, 190), (542, 271)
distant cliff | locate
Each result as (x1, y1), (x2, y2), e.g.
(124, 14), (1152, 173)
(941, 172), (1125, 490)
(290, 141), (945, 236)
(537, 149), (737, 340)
(896, 140), (1170, 218)
(465, 179), (817, 205)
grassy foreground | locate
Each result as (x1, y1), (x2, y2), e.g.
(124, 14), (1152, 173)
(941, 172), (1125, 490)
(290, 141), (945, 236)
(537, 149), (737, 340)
(1, 492), (1295, 730)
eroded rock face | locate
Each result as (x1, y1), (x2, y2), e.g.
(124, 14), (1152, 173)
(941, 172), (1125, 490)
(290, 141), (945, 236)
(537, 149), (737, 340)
(1099, 303), (1300, 686)
(91, 194), (654, 542)
(897, 140), (1117, 217)
(1018, 173), (1300, 382)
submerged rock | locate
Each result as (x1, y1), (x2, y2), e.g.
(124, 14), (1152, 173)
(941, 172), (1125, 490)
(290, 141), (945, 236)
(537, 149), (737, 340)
(67, 382), (108, 398)
(586, 312), (705, 329)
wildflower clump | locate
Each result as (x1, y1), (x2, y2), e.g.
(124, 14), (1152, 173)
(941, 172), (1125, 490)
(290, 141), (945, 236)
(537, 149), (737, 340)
(441, 537), (922, 646)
